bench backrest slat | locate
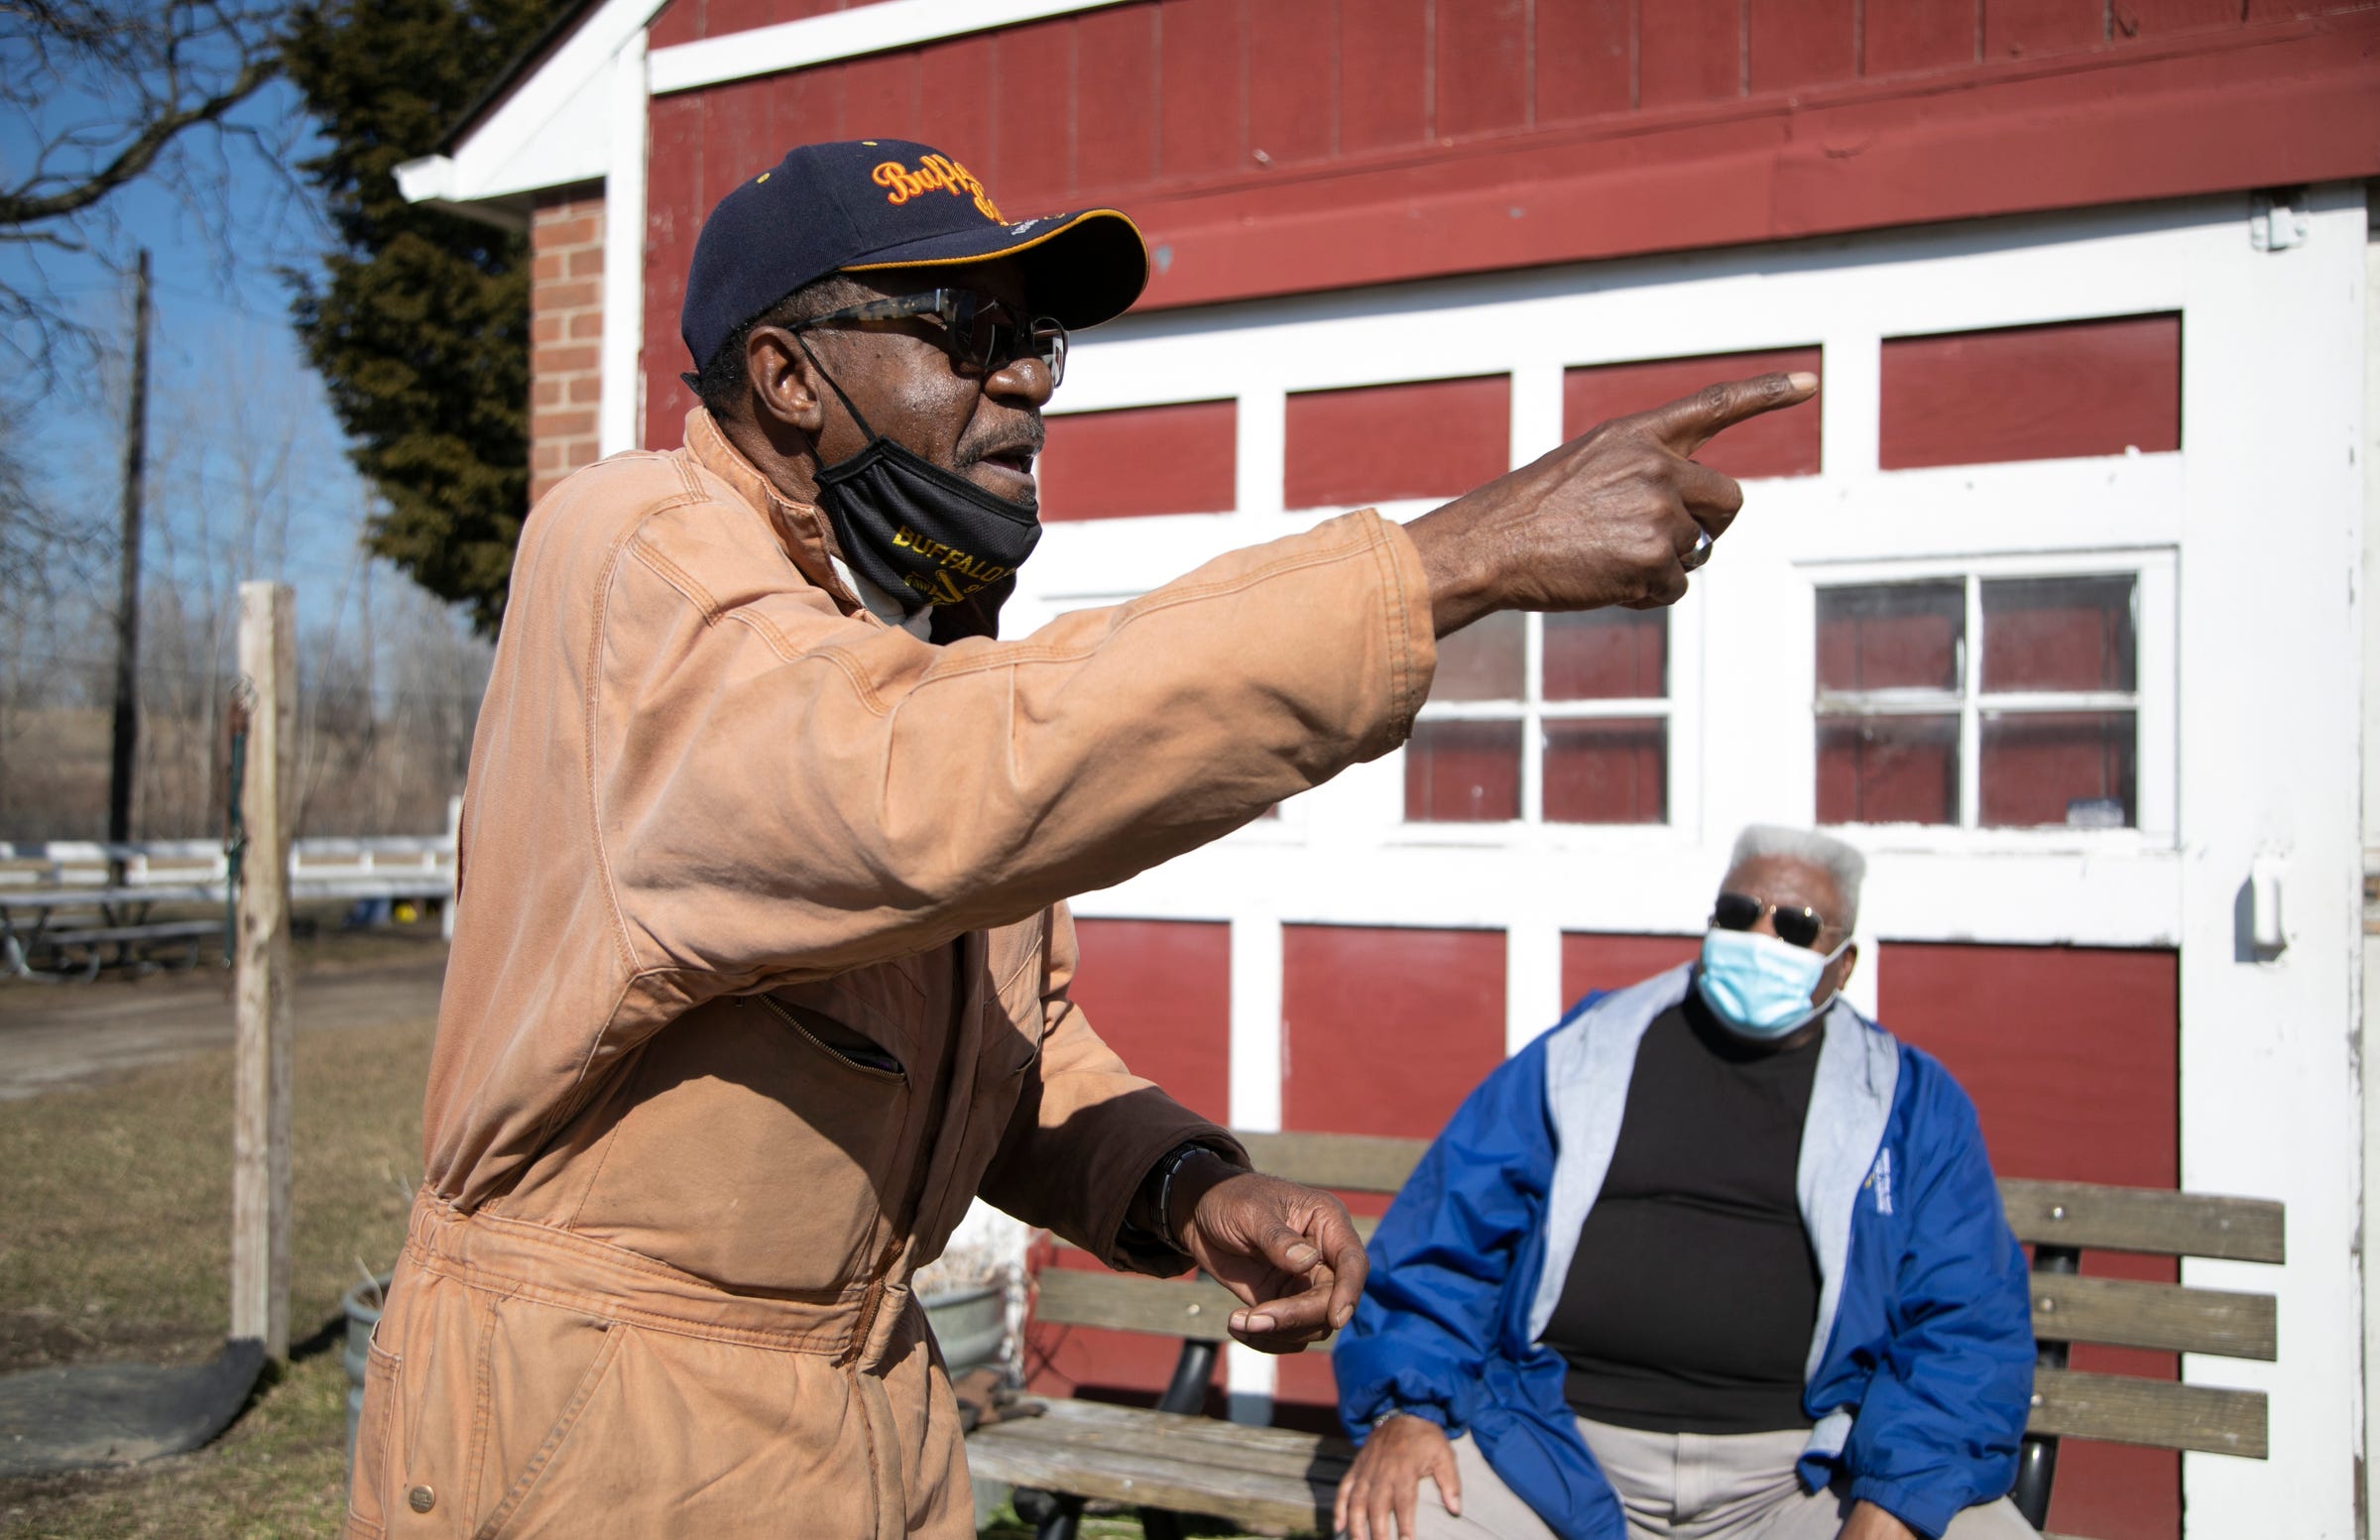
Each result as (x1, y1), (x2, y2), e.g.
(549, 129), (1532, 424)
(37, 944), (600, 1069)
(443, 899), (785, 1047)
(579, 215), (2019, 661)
(2030, 1367), (2267, 1459)
(2000, 1178), (2285, 1263)
(2030, 1273), (2276, 1361)
(1235, 1131), (1424, 1195)
(1227, 1136), (2287, 1264)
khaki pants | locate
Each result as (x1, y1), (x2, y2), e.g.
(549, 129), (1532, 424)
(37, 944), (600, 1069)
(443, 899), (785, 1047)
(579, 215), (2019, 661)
(1401, 1418), (2038, 1540)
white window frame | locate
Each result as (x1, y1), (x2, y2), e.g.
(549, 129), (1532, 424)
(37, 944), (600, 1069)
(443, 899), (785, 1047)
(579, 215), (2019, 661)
(1405, 609), (1682, 831)
(1801, 549), (2178, 849)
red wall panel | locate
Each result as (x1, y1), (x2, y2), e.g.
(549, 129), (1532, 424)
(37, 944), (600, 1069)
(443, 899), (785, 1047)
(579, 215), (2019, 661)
(1879, 313), (2181, 470)
(991, 19), (1077, 207)
(1533, 0), (1634, 122)
(1281, 924), (1506, 1138)
(1862, 0), (1978, 73)
(910, 35), (997, 169)
(1564, 346), (1824, 479)
(1879, 942), (2180, 1540)
(1983, 0), (2106, 59)
(1068, 918), (1233, 1128)
(840, 51), (923, 146)
(1560, 931), (1703, 1008)
(1436, 0), (1531, 140)
(642, 91), (706, 451)
(1285, 375), (1510, 509)
(1638, 0), (1744, 107)
(1750, 0), (1858, 93)
(1156, 0), (1246, 179)
(1075, 6), (1163, 188)
(1026, 918), (1232, 1407)
(1250, 0), (1339, 168)
(649, 0), (700, 51)
(1041, 399), (1238, 520)
(699, 75), (773, 214)
(1340, 0), (1432, 152)
(2114, 0), (2247, 38)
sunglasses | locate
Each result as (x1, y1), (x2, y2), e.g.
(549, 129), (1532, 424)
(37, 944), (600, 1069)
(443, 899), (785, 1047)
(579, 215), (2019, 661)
(1712, 890), (1841, 952)
(791, 288), (1068, 386)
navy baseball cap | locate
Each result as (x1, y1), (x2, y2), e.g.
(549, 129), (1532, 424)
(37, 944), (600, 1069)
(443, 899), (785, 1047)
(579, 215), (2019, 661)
(679, 138), (1148, 379)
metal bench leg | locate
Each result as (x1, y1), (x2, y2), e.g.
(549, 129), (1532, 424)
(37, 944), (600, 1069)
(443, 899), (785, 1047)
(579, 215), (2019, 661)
(1134, 1338), (1222, 1540)
(2012, 1244), (2079, 1531)
(1011, 1486), (1083, 1540)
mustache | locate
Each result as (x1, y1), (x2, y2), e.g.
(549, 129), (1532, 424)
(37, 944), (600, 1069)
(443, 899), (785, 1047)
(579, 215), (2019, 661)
(953, 422), (1045, 467)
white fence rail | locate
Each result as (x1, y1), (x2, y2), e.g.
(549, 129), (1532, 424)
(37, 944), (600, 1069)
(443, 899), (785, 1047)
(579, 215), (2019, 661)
(0, 835), (455, 900)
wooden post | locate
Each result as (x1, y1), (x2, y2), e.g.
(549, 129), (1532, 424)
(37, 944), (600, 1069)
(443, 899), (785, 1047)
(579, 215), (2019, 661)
(231, 581), (295, 1361)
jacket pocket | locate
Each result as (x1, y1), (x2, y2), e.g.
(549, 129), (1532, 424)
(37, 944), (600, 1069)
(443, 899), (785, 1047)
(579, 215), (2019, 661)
(344, 1334), (402, 1539)
(757, 992), (905, 1081)
(472, 1318), (626, 1540)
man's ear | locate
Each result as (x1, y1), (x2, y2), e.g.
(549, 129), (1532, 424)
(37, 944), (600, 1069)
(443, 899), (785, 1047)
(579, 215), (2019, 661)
(1828, 940), (1860, 999)
(745, 325), (826, 438)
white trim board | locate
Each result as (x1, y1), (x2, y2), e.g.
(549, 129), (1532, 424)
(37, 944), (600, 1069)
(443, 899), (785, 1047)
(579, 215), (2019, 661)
(397, 0), (664, 208)
(647, 0), (1132, 97)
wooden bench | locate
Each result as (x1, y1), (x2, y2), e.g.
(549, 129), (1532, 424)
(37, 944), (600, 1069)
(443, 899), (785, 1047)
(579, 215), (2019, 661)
(966, 1131), (2284, 1540)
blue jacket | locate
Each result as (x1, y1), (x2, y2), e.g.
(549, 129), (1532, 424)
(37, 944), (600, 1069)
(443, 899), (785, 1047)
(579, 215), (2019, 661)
(1334, 963), (2034, 1540)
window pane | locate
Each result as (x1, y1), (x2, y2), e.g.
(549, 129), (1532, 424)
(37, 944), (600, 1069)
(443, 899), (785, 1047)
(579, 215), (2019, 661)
(1430, 611), (1526, 702)
(1817, 715), (1960, 824)
(1544, 718), (1666, 824)
(1980, 710), (2136, 828)
(1982, 576), (2136, 693)
(1405, 720), (1521, 822)
(1544, 610), (1665, 700)
(1817, 583), (1964, 694)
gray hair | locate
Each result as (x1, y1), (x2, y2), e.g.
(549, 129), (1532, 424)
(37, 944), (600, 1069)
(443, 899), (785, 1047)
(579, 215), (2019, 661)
(1726, 824), (1866, 933)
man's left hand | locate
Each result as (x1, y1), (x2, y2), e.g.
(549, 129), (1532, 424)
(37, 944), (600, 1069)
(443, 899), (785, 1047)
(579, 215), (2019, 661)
(1837, 1500), (1920, 1540)
(1166, 1154), (1368, 1353)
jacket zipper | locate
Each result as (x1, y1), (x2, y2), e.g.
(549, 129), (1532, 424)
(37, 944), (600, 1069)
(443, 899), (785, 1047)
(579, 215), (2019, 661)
(753, 994), (905, 1083)
(842, 943), (976, 1368)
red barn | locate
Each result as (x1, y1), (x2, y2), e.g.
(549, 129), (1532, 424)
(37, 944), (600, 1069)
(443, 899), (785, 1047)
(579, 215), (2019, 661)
(400, 6), (2380, 1535)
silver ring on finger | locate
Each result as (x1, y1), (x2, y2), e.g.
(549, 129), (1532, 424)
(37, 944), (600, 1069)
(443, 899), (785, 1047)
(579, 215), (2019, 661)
(1679, 528), (1715, 573)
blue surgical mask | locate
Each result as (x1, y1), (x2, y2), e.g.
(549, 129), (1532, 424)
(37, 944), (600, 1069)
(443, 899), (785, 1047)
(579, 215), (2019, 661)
(1697, 927), (1848, 1038)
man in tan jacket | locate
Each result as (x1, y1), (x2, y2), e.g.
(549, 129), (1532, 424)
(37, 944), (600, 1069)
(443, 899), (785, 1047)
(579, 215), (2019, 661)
(346, 138), (1812, 1540)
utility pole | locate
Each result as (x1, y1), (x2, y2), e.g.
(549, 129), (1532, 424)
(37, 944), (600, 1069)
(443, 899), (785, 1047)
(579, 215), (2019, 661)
(108, 249), (152, 866)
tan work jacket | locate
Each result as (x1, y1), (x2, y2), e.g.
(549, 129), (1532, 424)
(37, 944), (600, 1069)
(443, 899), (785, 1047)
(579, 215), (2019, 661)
(345, 410), (1436, 1539)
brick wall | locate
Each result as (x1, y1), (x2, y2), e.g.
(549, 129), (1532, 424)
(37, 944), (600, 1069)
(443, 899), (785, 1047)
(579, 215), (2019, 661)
(529, 184), (606, 505)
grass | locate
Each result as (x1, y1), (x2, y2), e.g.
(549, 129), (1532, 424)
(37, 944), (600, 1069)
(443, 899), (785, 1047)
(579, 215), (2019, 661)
(0, 966), (1280, 1539)
(0, 1001), (428, 1538)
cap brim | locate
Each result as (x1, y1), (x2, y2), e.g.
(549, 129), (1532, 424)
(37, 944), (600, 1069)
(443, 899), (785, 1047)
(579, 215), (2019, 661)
(841, 207), (1148, 330)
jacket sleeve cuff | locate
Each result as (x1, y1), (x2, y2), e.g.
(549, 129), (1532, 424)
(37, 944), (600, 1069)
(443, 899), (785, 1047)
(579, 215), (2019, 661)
(1363, 512), (1439, 749)
(1097, 1128), (1250, 1276)
(1844, 1475), (1961, 1540)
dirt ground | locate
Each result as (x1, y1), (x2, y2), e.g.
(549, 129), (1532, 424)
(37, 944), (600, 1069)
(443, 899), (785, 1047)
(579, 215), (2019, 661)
(0, 927), (448, 1102)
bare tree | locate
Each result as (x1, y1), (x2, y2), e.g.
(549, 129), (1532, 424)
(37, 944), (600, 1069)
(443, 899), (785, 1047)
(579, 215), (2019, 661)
(0, 0), (292, 375)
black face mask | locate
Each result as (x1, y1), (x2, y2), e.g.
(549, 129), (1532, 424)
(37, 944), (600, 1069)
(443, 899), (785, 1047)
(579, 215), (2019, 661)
(793, 334), (1039, 637)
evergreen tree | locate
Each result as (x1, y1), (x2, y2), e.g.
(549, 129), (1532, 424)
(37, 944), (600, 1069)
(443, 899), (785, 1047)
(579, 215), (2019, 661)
(282, 0), (565, 634)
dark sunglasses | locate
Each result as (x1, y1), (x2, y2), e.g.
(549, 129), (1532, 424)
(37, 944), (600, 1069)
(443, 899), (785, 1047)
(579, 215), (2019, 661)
(1712, 890), (1839, 952)
(791, 288), (1068, 386)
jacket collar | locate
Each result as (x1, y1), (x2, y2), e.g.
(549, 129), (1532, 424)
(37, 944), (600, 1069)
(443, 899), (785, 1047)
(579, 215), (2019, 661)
(680, 406), (862, 613)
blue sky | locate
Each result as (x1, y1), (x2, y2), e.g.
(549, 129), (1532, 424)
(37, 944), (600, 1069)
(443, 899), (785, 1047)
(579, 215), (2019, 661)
(3, 73), (384, 606)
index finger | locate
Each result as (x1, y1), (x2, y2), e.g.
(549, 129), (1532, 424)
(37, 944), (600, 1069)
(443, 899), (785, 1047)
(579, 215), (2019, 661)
(1627, 370), (1819, 457)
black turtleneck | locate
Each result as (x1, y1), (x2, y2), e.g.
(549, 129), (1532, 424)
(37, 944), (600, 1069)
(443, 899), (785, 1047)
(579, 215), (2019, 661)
(1540, 990), (1825, 1435)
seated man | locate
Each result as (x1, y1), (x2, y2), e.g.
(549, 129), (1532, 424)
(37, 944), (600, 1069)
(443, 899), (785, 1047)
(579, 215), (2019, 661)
(1333, 826), (2035, 1540)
